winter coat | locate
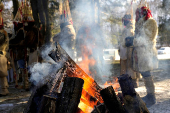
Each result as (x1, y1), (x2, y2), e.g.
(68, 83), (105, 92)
(53, 22), (76, 51)
(120, 21), (137, 79)
(0, 29), (9, 77)
(119, 22), (134, 60)
(133, 17), (158, 72)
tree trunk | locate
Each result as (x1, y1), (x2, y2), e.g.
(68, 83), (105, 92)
(37, 0), (46, 38)
(12, 0), (19, 18)
(30, 0), (40, 27)
(42, 0), (51, 42)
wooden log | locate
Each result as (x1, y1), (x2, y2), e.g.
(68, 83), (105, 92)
(91, 103), (107, 113)
(56, 77), (84, 113)
(38, 95), (57, 113)
(100, 86), (126, 113)
(24, 68), (63, 113)
(24, 84), (50, 113)
(49, 42), (103, 103)
(118, 74), (150, 113)
(118, 74), (136, 97)
(80, 89), (99, 108)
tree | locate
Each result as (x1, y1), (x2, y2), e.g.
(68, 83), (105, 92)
(12, 0), (19, 17)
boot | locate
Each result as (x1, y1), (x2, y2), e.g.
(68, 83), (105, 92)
(0, 77), (9, 96)
(142, 76), (156, 107)
(132, 78), (139, 88)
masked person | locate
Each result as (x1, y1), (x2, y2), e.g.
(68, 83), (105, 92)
(0, 2), (9, 96)
(133, 6), (158, 107)
(120, 14), (141, 88)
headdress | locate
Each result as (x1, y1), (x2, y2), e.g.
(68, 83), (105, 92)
(135, 0), (151, 21)
(14, 0), (34, 24)
(141, 6), (152, 20)
(22, 0), (34, 23)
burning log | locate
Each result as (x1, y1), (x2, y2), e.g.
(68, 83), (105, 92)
(56, 77), (84, 113)
(24, 68), (64, 113)
(49, 42), (103, 103)
(100, 86), (126, 113)
(118, 74), (149, 113)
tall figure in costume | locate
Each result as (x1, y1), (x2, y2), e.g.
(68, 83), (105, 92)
(133, 6), (158, 107)
(0, 2), (9, 96)
(120, 6), (141, 87)
(53, 0), (76, 58)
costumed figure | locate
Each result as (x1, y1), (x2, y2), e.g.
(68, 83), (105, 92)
(9, 1), (29, 90)
(133, 6), (158, 107)
(53, 0), (76, 58)
(120, 4), (141, 88)
(21, 1), (44, 66)
(0, 2), (9, 96)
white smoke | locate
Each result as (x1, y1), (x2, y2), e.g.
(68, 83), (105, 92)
(29, 62), (60, 85)
(29, 42), (63, 85)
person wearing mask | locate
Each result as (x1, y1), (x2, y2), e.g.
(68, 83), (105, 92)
(133, 6), (158, 107)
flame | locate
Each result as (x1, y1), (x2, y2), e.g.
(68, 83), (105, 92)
(67, 35), (103, 112)
(104, 77), (120, 92)
(79, 45), (96, 76)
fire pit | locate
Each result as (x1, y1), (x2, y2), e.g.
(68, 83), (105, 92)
(24, 43), (149, 113)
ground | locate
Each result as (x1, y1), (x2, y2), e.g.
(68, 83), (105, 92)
(0, 59), (170, 113)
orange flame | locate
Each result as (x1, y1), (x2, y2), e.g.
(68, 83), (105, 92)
(67, 36), (102, 112)
(104, 77), (120, 92)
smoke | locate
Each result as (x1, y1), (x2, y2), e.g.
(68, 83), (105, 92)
(69, 0), (118, 83)
(29, 62), (60, 85)
(29, 42), (63, 85)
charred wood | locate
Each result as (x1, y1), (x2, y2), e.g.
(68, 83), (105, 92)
(56, 77), (84, 113)
(100, 86), (126, 113)
(24, 84), (50, 113)
(38, 95), (58, 113)
(91, 103), (107, 113)
(118, 74), (150, 113)
(24, 68), (63, 113)
(49, 42), (103, 103)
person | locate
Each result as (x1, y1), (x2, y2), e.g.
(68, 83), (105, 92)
(0, 2), (9, 96)
(120, 14), (141, 88)
(133, 6), (158, 107)
(53, 0), (76, 58)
